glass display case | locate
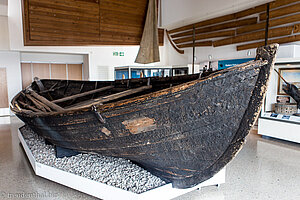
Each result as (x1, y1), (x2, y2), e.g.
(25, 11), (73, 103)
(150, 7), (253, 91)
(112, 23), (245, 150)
(115, 66), (186, 80)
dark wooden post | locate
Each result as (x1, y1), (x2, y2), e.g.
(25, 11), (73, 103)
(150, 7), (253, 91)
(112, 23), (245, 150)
(192, 24), (195, 74)
(265, 3), (270, 46)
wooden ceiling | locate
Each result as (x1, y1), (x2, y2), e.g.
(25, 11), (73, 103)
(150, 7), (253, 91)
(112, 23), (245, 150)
(22, 0), (164, 46)
(167, 0), (300, 52)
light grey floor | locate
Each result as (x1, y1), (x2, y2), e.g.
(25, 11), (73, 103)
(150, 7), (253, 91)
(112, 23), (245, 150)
(0, 116), (300, 200)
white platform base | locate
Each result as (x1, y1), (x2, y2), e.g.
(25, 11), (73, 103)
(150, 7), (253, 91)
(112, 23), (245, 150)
(258, 117), (300, 144)
(18, 130), (226, 200)
(0, 108), (10, 117)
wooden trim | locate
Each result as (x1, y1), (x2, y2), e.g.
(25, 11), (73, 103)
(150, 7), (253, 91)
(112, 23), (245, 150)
(213, 25), (294, 47)
(173, 30), (235, 45)
(260, 2), (300, 21)
(0, 68), (9, 108)
(166, 30), (184, 54)
(237, 13), (300, 35)
(171, 17), (257, 39)
(177, 41), (213, 48)
(22, 0), (30, 45)
(237, 34), (300, 51)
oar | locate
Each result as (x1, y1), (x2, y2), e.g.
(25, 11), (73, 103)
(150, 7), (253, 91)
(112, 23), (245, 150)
(274, 69), (289, 85)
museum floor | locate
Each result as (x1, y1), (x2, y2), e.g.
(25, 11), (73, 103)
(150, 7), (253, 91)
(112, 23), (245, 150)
(0, 116), (299, 200)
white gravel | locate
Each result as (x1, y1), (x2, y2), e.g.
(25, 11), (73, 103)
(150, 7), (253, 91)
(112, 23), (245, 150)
(20, 126), (166, 194)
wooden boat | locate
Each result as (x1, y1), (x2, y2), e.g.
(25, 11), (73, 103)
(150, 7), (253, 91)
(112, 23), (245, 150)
(12, 44), (278, 189)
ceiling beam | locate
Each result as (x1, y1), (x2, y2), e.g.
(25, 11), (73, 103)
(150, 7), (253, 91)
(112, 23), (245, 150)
(173, 30), (235, 45)
(237, 13), (300, 35)
(168, 4), (266, 34)
(237, 34), (300, 51)
(213, 25), (294, 47)
(260, 2), (300, 21)
(177, 41), (213, 48)
(171, 17), (257, 39)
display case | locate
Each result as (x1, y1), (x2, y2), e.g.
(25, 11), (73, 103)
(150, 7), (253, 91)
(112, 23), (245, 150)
(258, 61), (300, 143)
(115, 66), (188, 80)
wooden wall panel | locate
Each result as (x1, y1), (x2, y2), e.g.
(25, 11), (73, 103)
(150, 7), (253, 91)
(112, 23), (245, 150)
(0, 68), (9, 108)
(68, 64), (82, 80)
(21, 63), (32, 89)
(51, 64), (67, 80)
(32, 63), (50, 79)
(22, 0), (164, 46)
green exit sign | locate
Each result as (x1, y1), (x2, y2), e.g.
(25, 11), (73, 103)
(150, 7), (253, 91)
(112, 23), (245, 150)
(113, 52), (125, 56)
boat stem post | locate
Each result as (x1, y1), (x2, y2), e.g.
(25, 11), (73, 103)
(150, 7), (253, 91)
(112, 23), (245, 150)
(192, 24), (195, 74)
(264, 3), (270, 46)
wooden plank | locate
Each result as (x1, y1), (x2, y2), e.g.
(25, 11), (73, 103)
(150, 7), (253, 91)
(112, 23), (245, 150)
(28, 89), (65, 111)
(29, 13), (100, 27)
(30, 26), (100, 39)
(52, 85), (114, 103)
(237, 13), (300, 35)
(32, 63), (50, 79)
(67, 85), (152, 109)
(30, 31), (101, 42)
(237, 34), (300, 51)
(51, 64), (67, 80)
(166, 30), (184, 54)
(0, 68), (9, 108)
(25, 93), (47, 112)
(177, 41), (213, 48)
(29, 19), (100, 34)
(173, 30), (235, 45)
(260, 2), (300, 21)
(29, 9), (99, 24)
(213, 25), (294, 47)
(68, 64), (82, 81)
(29, 0), (100, 13)
(171, 17), (257, 39)
(21, 63), (32, 89)
(29, 5), (100, 20)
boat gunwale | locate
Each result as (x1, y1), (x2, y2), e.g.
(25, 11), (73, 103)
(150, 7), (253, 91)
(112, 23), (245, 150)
(11, 59), (267, 118)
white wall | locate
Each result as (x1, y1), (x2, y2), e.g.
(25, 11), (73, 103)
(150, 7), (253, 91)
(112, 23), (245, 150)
(162, 0), (272, 29)
(0, 51), (21, 104)
(20, 52), (84, 64)
(7, 0), (169, 81)
(0, 16), (9, 50)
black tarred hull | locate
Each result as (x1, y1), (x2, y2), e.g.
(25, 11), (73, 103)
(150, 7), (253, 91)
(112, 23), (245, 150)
(15, 45), (278, 189)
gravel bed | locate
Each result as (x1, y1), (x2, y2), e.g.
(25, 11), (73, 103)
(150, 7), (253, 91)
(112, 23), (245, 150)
(20, 126), (166, 194)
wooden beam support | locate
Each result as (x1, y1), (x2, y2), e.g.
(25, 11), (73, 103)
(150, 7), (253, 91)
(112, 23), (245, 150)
(173, 30), (235, 45)
(52, 85), (114, 103)
(237, 13), (300, 35)
(213, 25), (294, 47)
(28, 89), (65, 111)
(67, 85), (153, 109)
(237, 34), (300, 51)
(171, 17), (257, 39)
(166, 30), (184, 54)
(177, 41), (213, 49)
(260, 2), (300, 21)
(25, 94), (47, 112)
